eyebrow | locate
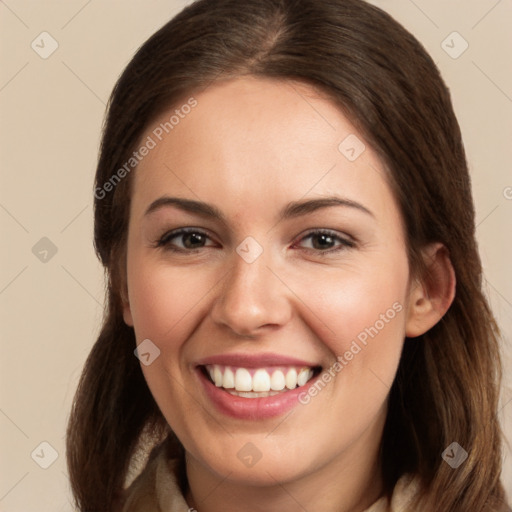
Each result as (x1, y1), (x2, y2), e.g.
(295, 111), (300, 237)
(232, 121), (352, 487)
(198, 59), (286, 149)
(144, 195), (374, 221)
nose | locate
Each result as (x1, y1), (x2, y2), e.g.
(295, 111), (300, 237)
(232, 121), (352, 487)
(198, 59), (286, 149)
(210, 248), (293, 337)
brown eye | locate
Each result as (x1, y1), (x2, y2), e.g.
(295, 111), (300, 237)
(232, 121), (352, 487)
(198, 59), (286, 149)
(181, 232), (207, 249)
(156, 228), (215, 252)
(297, 230), (354, 253)
(311, 232), (336, 250)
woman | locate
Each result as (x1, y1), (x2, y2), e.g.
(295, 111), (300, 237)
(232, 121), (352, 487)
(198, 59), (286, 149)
(66, 0), (510, 510)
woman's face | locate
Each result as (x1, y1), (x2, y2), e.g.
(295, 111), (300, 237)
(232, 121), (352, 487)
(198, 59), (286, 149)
(123, 77), (416, 486)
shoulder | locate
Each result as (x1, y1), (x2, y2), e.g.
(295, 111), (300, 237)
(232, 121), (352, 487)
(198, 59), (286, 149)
(389, 474), (421, 511)
(365, 474), (421, 512)
(366, 475), (511, 512)
(119, 451), (160, 511)
(120, 447), (189, 512)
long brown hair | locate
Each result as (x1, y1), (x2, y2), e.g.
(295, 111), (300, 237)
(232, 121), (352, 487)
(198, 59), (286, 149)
(66, 0), (509, 510)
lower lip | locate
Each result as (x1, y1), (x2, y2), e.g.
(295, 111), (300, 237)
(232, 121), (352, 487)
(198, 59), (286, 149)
(197, 368), (318, 420)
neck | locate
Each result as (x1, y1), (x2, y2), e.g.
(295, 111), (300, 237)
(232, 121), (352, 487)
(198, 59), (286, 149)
(185, 410), (386, 512)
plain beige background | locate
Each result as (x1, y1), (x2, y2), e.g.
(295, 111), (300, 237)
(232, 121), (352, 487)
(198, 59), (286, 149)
(0, 0), (511, 510)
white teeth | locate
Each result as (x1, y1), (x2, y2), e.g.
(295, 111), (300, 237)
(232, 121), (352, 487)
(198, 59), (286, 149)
(235, 368), (252, 392)
(285, 368), (298, 390)
(252, 369), (271, 392)
(270, 370), (286, 391)
(228, 390), (283, 398)
(213, 366), (223, 387)
(205, 365), (316, 395)
(297, 368), (310, 387)
(223, 367), (235, 389)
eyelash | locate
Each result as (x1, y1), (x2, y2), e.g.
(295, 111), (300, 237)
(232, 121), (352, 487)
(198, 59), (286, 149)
(154, 227), (355, 256)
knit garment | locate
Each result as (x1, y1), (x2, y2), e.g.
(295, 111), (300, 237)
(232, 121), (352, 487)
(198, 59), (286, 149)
(121, 449), (419, 512)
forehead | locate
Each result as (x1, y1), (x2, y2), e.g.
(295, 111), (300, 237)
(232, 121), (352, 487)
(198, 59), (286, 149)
(131, 77), (400, 229)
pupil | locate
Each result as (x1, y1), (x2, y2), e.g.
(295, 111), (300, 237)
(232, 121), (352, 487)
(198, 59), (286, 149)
(184, 233), (204, 248)
(314, 233), (333, 250)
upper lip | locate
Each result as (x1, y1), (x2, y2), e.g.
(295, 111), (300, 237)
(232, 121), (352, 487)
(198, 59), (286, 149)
(195, 352), (320, 368)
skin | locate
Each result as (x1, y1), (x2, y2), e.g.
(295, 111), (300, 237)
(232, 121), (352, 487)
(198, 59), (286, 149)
(122, 77), (455, 512)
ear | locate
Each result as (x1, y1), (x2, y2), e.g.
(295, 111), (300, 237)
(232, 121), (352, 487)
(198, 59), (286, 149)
(120, 276), (133, 326)
(405, 243), (456, 338)
(114, 247), (134, 327)
(122, 297), (134, 327)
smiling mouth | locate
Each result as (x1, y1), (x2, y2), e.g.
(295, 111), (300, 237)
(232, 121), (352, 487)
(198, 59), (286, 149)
(200, 364), (322, 398)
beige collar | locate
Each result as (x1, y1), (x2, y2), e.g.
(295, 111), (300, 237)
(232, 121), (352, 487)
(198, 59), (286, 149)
(122, 449), (420, 511)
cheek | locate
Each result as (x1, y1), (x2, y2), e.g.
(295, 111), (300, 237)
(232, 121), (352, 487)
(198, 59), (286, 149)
(286, 259), (407, 442)
(296, 256), (408, 351)
(126, 257), (219, 345)
(289, 252), (409, 414)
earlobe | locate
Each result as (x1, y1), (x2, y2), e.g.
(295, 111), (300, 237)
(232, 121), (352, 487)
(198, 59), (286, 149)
(405, 243), (456, 338)
(123, 300), (134, 326)
(120, 284), (133, 326)
(116, 253), (133, 326)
